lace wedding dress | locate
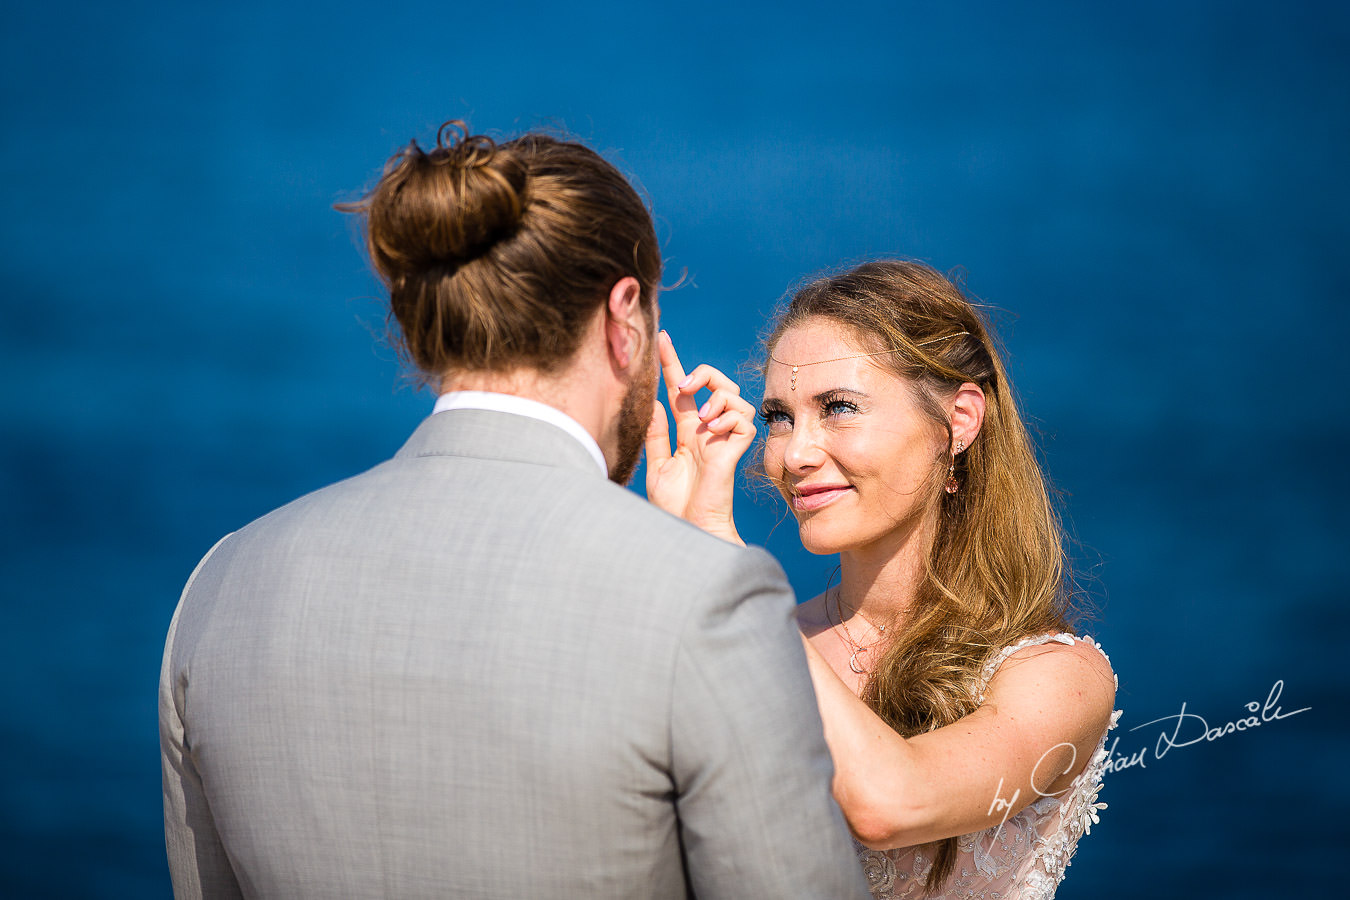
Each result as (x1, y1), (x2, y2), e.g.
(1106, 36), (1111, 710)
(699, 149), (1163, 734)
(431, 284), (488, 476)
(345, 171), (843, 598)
(854, 633), (1120, 900)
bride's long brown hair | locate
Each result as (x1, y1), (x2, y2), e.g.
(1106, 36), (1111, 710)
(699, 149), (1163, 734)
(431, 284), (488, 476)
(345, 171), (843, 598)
(763, 260), (1075, 892)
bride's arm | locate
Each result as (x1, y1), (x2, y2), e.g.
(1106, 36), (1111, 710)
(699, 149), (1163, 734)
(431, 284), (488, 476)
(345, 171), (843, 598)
(799, 632), (1116, 849)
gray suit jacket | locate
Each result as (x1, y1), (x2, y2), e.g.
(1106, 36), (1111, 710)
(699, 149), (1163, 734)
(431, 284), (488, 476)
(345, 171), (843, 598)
(160, 409), (868, 899)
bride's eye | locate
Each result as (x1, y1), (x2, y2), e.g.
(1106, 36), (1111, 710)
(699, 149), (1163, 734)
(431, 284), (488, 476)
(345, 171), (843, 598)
(759, 405), (792, 432)
(821, 394), (861, 418)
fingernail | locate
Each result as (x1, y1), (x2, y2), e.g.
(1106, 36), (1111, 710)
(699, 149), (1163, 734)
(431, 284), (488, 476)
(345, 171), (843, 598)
(698, 402), (711, 417)
(679, 375), (692, 389)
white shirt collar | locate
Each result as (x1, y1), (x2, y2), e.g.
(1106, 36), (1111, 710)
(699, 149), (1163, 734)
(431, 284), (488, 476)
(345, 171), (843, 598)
(432, 391), (608, 477)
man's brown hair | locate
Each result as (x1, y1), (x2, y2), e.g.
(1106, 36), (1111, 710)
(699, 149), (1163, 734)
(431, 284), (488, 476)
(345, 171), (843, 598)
(340, 121), (661, 377)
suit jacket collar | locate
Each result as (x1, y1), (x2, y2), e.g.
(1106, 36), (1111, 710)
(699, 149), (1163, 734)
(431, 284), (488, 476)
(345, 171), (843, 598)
(395, 408), (607, 479)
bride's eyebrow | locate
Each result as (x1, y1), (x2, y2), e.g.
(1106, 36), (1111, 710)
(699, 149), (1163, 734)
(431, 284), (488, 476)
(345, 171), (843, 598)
(813, 388), (869, 402)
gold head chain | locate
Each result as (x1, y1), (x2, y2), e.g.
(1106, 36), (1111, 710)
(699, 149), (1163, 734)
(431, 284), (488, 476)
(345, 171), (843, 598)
(769, 332), (970, 390)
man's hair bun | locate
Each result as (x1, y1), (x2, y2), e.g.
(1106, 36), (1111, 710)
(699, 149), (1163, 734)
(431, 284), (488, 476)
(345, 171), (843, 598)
(358, 121), (528, 278)
(340, 121), (660, 376)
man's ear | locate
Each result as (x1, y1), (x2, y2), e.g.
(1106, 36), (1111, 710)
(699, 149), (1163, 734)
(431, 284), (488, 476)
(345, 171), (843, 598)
(950, 382), (986, 453)
(605, 276), (645, 370)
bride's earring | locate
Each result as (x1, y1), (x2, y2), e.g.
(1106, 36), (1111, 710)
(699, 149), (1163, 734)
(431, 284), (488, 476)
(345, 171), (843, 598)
(945, 440), (965, 494)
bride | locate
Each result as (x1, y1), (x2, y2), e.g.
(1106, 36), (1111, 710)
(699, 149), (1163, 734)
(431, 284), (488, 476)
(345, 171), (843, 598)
(646, 260), (1119, 899)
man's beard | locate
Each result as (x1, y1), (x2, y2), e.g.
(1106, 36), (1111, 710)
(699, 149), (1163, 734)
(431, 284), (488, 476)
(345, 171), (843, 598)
(608, 336), (658, 485)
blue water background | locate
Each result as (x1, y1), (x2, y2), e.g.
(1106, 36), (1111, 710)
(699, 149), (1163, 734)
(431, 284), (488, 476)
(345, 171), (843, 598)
(2, 1), (1347, 896)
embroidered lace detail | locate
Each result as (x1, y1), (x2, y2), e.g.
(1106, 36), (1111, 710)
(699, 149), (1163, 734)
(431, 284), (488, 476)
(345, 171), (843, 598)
(854, 633), (1120, 899)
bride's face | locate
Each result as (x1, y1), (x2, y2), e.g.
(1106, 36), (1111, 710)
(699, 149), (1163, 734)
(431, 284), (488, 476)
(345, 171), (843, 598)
(761, 318), (948, 557)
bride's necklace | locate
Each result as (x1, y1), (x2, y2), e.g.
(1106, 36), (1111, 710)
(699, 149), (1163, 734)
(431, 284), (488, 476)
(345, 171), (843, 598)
(830, 587), (891, 675)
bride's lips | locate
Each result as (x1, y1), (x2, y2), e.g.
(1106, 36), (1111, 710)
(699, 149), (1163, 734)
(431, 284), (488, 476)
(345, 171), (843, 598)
(791, 483), (854, 511)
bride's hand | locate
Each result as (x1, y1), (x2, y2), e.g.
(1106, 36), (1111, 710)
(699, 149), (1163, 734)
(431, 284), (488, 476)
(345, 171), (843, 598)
(645, 331), (757, 545)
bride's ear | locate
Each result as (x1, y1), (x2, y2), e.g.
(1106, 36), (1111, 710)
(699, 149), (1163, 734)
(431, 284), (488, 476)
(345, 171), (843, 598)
(949, 382), (985, 452)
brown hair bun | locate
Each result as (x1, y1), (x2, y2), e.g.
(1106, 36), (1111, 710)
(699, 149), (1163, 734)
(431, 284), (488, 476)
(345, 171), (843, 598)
(340, 121), (660, 376)
(363, 121), (527, 277)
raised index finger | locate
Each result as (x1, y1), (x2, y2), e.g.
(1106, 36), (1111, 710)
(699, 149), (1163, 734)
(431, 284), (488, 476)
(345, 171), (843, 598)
(659, 331), (697, 417)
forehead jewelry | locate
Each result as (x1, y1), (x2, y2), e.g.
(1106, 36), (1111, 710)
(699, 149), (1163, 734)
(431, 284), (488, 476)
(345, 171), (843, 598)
(769, 332), (970, 390)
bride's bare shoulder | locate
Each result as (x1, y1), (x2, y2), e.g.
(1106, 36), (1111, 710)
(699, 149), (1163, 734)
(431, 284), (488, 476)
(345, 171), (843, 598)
(793, 592), (832, 638)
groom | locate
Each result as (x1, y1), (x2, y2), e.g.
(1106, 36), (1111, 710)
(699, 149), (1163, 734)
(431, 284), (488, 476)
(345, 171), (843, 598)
(159, 123), (868, 899)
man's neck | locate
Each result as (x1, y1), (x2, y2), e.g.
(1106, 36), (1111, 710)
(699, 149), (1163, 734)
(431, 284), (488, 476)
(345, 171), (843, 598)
(439, 365), (610, 463)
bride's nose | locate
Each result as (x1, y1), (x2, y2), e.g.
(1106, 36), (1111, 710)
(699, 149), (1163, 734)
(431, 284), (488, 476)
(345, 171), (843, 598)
(781, 422), (826, 473)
